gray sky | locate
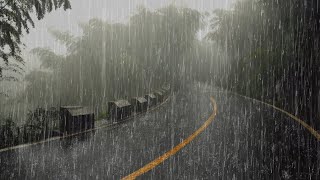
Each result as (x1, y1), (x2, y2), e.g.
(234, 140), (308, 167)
(22, 0), (234, 55)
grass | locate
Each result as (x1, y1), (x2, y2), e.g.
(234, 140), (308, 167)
(97, 111), (108, 121)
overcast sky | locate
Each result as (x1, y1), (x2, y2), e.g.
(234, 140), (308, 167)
(22, 0), (234, 55)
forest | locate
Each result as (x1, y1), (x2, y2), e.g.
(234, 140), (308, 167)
(0, 0), (319, 148)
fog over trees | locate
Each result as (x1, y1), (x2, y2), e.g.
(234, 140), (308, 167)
(0, 0), (320, 149)
(207, 0), (320, 129)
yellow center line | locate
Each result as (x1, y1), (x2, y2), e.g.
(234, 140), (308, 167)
(234, 93), (320, 141)
(122, 97), (218, 180)
(275, 107), (320, 140)
(261, 101), (320, 141)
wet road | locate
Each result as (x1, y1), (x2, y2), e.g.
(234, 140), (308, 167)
(0, 83), (319, 179)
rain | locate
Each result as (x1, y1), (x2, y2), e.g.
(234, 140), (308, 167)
(0, 0), (319, 179)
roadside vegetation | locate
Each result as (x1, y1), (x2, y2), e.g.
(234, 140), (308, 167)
(0, 5), (206, 148)
(1, 0), (320, 148)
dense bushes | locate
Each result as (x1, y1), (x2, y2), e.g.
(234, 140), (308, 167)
(0, 108), (60, 149)
(0, 118), (19, 148)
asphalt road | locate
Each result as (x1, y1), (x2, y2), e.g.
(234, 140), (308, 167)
(0, 83), (319, 179)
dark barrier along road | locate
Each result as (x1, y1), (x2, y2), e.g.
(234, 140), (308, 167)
(0, 83), (319, 179)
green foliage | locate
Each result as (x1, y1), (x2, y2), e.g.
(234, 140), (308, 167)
(0, 0), (71, 78)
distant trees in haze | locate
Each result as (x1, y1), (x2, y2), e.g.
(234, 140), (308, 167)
(22, 6), (203, 115)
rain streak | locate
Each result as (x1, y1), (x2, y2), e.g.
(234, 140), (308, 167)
(0, 0), (319, 179)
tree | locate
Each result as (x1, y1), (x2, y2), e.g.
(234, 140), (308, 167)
(206, 9), (232, 48)
(21, 6), (203, 115)
(0, 0), (71, 78)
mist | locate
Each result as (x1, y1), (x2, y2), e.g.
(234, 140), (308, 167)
(1, 0), (319, 179)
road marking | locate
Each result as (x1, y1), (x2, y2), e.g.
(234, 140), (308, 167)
(122, 97), (217, 180)
(0, 97), (171, 153)
(234, 93), (320, 141)
(271, 105), (320, 140)
(204, 89), (320, 141)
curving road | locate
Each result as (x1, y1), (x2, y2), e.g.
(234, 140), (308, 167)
(0, 83), (319, 179)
